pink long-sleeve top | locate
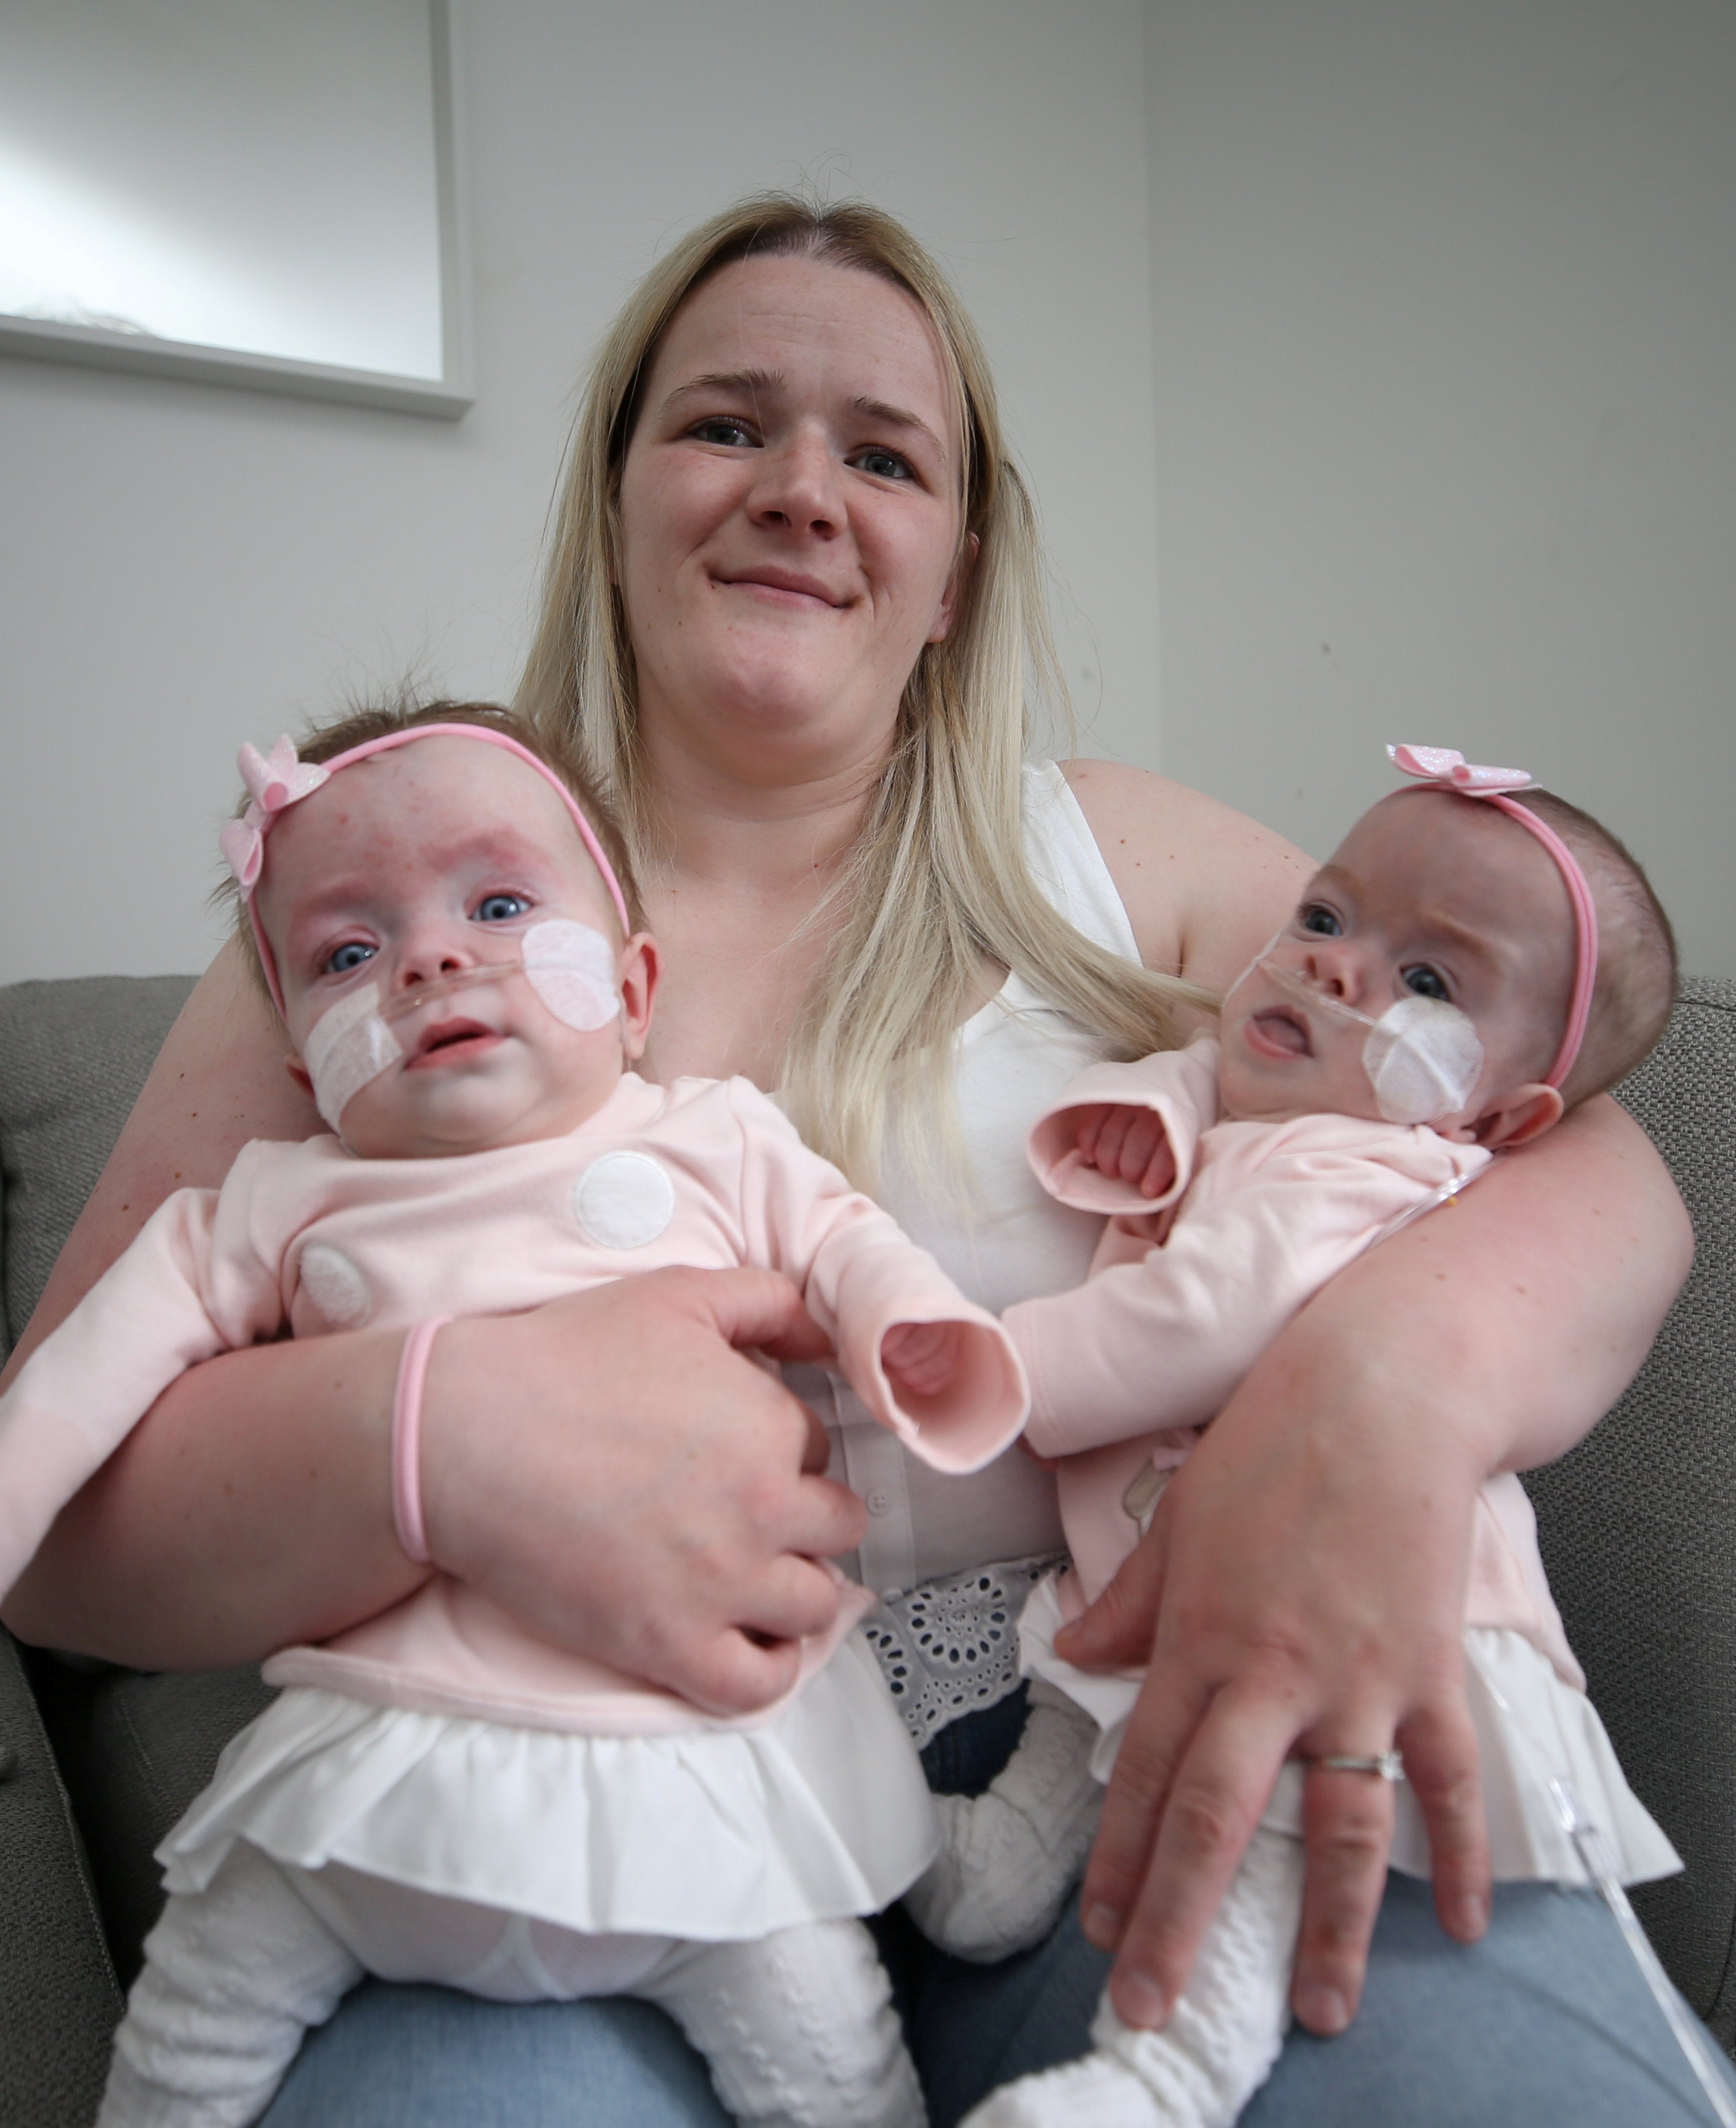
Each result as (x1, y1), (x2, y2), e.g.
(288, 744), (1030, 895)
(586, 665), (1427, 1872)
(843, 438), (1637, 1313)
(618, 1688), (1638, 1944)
(1002, 1039), (1582, 1690)
(0, 1071), (1027, 1734)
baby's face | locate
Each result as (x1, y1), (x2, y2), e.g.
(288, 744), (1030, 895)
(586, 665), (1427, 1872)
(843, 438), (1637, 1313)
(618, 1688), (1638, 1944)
(1218, 791), (1575, 1135)
(255, 740), (654, 1157)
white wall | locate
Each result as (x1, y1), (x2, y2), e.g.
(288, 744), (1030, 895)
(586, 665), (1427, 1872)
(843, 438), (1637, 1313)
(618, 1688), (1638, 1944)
(0, 0), (1160, 984)
(1145, 0), (1736, 977)
(9, 0), (1732, 989)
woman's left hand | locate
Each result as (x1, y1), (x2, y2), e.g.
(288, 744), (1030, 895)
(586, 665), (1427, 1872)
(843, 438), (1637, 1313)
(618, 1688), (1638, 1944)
(1054, 1091), (1692, 2036)
(1056, 1350), (1490, 2036)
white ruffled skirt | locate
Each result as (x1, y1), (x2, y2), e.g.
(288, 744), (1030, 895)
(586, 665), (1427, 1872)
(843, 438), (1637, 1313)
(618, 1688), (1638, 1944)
(1020, 1577), (1680, 1887)
(159, 1630), (938, 1942)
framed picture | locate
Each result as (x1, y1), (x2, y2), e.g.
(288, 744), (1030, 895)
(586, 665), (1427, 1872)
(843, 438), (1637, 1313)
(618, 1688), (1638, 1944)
(0, 0), (470, 417)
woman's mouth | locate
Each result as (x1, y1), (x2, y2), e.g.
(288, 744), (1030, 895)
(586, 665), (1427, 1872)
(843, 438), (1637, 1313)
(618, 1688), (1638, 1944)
(1244, 1007), (1313, 1060)
(714, 566), (847, 610)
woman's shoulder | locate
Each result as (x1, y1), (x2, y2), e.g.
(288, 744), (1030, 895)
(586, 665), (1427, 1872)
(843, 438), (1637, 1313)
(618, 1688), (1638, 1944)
(1054, 759), (1313, 991)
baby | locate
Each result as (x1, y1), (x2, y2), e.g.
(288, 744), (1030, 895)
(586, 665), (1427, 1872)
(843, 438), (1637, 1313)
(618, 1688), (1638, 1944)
(913, 746), (1684, 2128)
(0, 702), (1032, 2128)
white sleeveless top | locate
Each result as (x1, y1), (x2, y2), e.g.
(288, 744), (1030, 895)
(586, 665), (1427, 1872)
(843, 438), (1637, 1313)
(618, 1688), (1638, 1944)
(797, 762), (1147, 1736)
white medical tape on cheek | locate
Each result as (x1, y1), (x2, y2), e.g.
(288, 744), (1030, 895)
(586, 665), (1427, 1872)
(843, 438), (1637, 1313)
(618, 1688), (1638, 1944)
(520, 919), (621, 1032)
(302, 983), (403, 1132)
(1362, 995), (1484, 1126)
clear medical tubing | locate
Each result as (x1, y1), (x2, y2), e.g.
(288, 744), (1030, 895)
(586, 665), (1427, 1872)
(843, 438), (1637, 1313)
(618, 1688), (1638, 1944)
(1462, 1640), (1736, 2126)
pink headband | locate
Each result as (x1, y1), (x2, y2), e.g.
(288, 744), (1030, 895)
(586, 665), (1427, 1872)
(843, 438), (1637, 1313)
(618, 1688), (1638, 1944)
(1387, 744), (1598, 1090)
(220, 723), (633, 1018)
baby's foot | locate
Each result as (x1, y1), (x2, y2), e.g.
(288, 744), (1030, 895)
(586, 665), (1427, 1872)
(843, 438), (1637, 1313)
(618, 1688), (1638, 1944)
(959, 2051), (1167, 2128)
(902, 1685), (1101, 1962)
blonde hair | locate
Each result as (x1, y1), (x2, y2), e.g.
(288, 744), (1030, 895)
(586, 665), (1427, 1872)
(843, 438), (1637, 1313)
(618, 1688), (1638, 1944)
(517, 191), (1211, 1188)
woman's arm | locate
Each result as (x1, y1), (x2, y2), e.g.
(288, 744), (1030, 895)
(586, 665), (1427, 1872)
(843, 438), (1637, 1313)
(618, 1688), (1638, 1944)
(1060, 760), (1692, 2032)
(3, 950), (865, 1713)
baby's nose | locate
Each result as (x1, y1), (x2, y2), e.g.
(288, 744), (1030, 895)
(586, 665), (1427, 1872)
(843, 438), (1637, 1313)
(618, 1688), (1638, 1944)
(1302, 938), (1363, 1002)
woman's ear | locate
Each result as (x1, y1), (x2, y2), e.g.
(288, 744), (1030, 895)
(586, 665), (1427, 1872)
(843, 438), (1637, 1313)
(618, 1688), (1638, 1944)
(1471, 1082), (1565, 1151)
(927, 531), (980, 645)
(617, 933), (660, 1062)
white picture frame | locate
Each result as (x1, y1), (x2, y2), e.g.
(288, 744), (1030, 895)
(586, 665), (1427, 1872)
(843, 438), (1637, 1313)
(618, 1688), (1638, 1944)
(0, 0), (472, 419)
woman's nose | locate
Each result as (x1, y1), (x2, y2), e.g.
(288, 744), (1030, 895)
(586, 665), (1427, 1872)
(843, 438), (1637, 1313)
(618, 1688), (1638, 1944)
(748, 428), (842, 538)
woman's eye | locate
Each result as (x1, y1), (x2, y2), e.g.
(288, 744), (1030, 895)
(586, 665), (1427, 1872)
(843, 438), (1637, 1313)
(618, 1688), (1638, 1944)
(1402, 965), (1450, 1001)
(851, 446), (914, 482)
(1300, 905), (1341, 937)
(691, 416), (755, 448)
(325, 941), (376, 976)
(474, 893), (532, 924)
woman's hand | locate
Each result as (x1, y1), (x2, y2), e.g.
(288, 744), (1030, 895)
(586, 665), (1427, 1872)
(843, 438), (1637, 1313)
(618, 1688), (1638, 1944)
(421, 1267), (866, 1715)
(1056, 1357), (1489, 2036)
(9, 1263), (866, 1707)
(1053, 1091), (1692, 2035)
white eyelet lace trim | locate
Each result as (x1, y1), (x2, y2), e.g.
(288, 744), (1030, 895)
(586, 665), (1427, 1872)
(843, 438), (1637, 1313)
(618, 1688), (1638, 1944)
(862, 1554), (1066, 1744)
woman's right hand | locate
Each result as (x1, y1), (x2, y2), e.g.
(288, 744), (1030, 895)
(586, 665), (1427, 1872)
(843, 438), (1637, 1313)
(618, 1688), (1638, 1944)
(420, 1266), (866, 1714)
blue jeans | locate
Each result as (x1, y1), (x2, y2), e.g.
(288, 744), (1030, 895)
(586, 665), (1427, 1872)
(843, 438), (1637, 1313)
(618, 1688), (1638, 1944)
(263, 1695), (1736, 2126)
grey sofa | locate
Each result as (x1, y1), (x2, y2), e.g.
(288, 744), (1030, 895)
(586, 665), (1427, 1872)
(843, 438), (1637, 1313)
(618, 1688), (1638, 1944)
(1, 970), (1734, 2122)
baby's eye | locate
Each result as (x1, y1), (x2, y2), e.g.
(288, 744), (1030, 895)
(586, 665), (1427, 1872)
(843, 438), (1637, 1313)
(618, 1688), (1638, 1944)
(473, 892), (532, 924)
(325, 941), (376, 976)
(1402, 965), (1450, 1001)
(1300, 905), (1342, 937)
(850, 446), (914, 482)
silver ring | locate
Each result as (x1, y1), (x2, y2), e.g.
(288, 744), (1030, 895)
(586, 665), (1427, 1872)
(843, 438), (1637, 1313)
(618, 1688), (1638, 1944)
(1303, 1750), (1405, 1782)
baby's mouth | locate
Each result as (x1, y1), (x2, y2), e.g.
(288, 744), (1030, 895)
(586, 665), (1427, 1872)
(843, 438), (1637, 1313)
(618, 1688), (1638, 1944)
(409, 1016), (499, 1064)
(1247, 1007), (1313, 1059)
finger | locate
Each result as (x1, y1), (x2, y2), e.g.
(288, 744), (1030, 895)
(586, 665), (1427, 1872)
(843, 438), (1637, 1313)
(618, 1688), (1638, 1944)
(677, 1624), (806, 1717)
(1091, 1104), (1136, 1180)
(693, 1265), (831, 1364)
(1118, 1111), (1163, 1185)
(1100, 1687), (1303, 2028)
(1073, 1104), (1110, 1165)
(798, 1405), (834, 1473)
(786, 1470), (867, 1557)
(733, 1549), (850, 1645)
(1053, 1506), (1169, 1671)
(1288, 1755), (1398, 2033)
(1077, 1653), (1207, 1959)
(1398, 1696), (1490, 1942)
(1139, 1141), (1175, 1199)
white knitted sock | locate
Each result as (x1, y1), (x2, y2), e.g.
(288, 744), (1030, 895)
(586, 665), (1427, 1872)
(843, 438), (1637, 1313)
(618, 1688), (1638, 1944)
(641, 1918), (926, 2128)
(902, 1682), (1103, 1963)
(98, 1843), (363, 2128)
(958, 1827), (1304, 2127)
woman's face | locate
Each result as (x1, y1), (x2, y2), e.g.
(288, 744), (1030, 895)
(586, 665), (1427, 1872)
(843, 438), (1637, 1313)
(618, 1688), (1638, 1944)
(617, 254), (968, 789)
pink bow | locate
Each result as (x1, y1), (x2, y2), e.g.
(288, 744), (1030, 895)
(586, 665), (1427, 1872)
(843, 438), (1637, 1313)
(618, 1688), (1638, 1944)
(1387, 744), (1533, 794)
(219, 737), (331, 888)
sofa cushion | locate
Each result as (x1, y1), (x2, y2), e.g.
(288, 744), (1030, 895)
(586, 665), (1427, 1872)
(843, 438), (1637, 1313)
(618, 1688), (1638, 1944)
(1526, 977), (1736, 2045)
(0, 975), (198, 1358)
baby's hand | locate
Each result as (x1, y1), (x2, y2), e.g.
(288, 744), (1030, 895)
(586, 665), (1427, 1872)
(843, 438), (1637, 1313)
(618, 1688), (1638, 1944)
(1072, 1102), (1177, 1199)
(883, 1320), (965, 1400)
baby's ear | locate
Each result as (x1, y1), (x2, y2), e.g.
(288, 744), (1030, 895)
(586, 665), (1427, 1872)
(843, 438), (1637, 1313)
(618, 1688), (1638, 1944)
(1471, 1082), (1565, 1151)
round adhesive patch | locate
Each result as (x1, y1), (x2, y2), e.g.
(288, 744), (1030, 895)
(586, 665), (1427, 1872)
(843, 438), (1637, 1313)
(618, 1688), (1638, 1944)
(297, 1243), (374, 1328)
(573, 1151), (676, 1251)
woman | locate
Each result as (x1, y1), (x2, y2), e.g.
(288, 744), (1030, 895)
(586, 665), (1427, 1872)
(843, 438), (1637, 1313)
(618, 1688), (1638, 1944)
(3, 196), (1700, 2124)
